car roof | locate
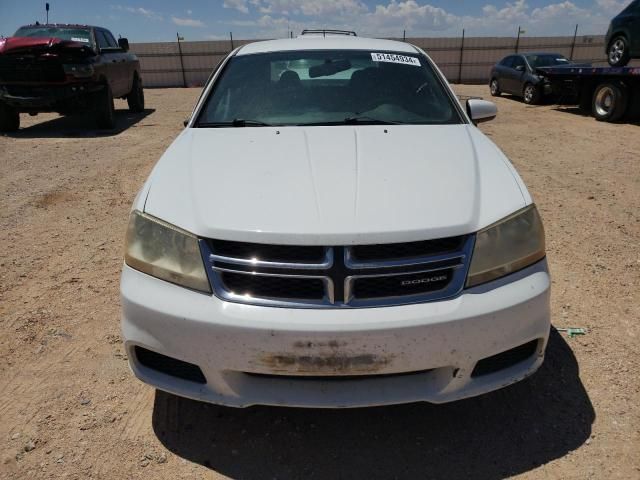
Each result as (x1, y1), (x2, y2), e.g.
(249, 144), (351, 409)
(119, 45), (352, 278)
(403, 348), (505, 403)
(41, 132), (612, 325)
(236, 35), (419, 56)
(520, 52), (565, 56)
(19, 23), (98, 30)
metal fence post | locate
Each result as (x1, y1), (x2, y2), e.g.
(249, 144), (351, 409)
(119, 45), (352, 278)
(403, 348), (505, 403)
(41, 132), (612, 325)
(458, 28), (465, 84)
(176, 32), (186, 88)
(570, 24), (579, 60)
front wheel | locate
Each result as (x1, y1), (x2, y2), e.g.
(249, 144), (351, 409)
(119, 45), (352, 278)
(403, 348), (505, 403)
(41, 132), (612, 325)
(523, 83), (541, 105)
(95, 84), (115, 129)
(127, 75), (145, 113)
(0, 102), (20, 132)
(592, 82), (628, 122)
(607, 36), (630, 67)
(490, 79), (501, 97)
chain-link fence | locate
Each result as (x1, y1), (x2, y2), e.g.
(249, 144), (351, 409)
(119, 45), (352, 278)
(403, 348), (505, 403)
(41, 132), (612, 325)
(131, 34), (608, 88)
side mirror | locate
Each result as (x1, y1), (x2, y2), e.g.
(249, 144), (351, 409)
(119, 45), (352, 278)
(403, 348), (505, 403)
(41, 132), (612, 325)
(467, 99), (497, 124)
(118, 37), (130, 52)
(515, 65), (525, 72)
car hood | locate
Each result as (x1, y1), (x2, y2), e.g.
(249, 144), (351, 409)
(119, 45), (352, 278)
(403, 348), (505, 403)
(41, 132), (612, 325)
(0, 36), (94, 56)
(143, 125), (530, 245)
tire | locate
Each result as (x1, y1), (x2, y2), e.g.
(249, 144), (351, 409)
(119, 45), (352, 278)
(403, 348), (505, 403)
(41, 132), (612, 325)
(523, 83), (541, 105)
(95, 84), (115, 129)
(127, 74), (145, 113)
(592, 82), (628, 122)
(607, 36), (630, 67)
(490, 78), (501, 97)
(0, 102), (20, 132)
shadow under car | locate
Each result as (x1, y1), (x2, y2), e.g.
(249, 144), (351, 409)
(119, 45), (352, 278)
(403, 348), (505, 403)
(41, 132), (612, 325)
(151, 328), (594, 480)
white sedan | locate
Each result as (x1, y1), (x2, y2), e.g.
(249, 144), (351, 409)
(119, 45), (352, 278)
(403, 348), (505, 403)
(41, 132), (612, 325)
(121, 30), (550, 408)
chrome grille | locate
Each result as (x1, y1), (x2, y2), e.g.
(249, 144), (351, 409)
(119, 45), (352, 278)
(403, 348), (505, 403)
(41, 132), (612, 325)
(201, 236), (474, 308)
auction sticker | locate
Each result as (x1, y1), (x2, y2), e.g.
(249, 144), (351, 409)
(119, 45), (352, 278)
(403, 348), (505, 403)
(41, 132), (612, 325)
(371, 52), (420, 66)
(71, 37), (90, 43)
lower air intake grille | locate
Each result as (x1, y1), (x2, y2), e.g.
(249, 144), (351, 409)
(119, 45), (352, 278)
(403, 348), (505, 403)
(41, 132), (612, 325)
(471, 340), (539, 377)
(135, 347), (206, 384)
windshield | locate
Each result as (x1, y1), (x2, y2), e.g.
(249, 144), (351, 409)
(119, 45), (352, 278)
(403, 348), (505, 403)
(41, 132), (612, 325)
(196, 50), (462, 127)
(526, 54), (570, 68)
(13, 27), (93, 46)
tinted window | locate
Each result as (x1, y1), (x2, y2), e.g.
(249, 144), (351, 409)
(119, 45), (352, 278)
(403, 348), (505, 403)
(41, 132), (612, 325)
(511, 56), (526, 69)
(197, 50), (462, 126)
(96, 30), (118, 49)
(500, 56), (514, 67)
(96, 31), (110, 49)
(13, 26), (93, 47)
(103, 30), (119, 48)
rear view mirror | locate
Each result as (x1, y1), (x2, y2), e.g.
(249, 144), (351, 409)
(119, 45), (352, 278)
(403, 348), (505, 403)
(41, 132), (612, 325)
(118, 37), (130, 52)
(309, 59), (351, 78)
(467, 99), (497, 124)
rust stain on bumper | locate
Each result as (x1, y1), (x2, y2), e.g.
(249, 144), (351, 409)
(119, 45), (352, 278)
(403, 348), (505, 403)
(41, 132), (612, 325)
(258, 352), (394, 374)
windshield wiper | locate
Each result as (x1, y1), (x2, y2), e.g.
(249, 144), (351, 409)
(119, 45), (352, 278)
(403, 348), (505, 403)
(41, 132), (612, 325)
(196, 119), (273, 128)
(343, 116), (404, 125)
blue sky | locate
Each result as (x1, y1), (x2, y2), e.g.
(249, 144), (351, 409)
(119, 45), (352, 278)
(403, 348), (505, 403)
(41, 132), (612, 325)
(0, 0), (631, 41)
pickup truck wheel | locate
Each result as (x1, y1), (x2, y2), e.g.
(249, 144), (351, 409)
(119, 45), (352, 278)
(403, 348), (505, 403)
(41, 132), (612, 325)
(607, 36), (630, 67)
(490, 79), (501, 97)
(127, 75), (145, 113)
(0, 103), (20, 132)
(523, 83), (541, 105)
(592, 83), (628, 122)
(95, 85), (115, 129)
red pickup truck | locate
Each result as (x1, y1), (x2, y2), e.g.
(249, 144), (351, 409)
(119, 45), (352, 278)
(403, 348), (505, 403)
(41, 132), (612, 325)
(0, 24), (144, 131)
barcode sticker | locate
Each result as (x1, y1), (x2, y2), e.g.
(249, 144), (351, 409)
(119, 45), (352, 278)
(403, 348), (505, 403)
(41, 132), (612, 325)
(371, 52), (420, 66)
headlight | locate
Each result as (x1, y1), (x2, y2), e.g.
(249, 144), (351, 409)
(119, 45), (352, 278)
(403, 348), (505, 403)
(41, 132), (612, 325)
(63, 64), (94, 78)
(124, 211), (211, 293)
(466, 205), (545, 287)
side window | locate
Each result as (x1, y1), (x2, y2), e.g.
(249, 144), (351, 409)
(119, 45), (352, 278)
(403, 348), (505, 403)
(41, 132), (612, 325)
(96, 30), (118, 50)
(103, 30), (119, 48)
(500, 56), (513, 68)
(511, 56), (526, 70)
(95, 30), (110, 50)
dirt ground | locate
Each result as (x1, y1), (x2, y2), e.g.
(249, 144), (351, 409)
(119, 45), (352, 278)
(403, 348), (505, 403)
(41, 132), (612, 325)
(1, 85), (638, 480)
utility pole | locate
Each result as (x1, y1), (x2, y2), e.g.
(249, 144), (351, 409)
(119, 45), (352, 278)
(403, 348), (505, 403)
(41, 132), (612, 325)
(515, 25), (525, 53)
(458, 28), (465, 84)
(229, 31), (234, 50)
(176, 32), (186, 88)
(46, 3), (49, 24)
(570, 24), (579, 60)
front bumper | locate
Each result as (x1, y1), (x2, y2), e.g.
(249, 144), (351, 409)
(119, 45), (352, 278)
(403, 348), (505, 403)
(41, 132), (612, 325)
(0, 83), (101, 111)
(121, 260), (551, 408)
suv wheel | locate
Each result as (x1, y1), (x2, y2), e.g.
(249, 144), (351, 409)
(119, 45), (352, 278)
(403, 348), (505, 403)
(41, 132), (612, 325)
(127, 75), (145, 113)
(490, 79), (501, 97)
(608, 36), (630, 67)
(95, 84), (115, 129)
(523, 83), (541, 105)
(592, 82), (628, 122)
(0, 102), (20, 132)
